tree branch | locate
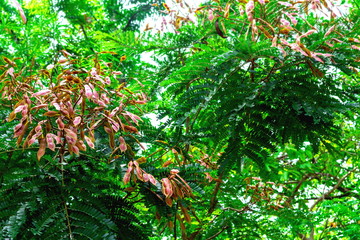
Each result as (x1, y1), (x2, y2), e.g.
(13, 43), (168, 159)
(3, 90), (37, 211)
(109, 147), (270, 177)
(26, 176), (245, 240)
(205, 226), (229, 240)
(309, 168), (357, 211)
(286, 173), (311, 206)
(208, 179), (222, 214)
(223, 206), (251, 213)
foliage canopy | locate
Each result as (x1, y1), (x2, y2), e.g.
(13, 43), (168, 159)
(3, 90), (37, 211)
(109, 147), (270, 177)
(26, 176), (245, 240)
(1, 0), (360, 239)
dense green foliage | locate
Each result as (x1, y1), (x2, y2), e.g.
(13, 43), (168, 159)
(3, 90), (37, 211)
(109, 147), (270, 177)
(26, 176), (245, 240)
(1, 0), (360, 239)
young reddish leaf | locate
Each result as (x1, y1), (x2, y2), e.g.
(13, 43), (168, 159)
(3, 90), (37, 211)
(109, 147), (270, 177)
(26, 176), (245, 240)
(108, 131), (115, 149)
(205, 172), (213, 182)
(14, 123), (28, 140)
(58, 59), (67, 64)
(14, 122), (23, 133)
(76, 140), (87, 151)
(174, 175), (192, 196)
(312, 55), (324, 63)
(173, 184), (183, 199)
(136, 157), (146, 164)
(180, 206), (191, 223)
(143, 173), (150, 182)
(12, 0), (27, 24)
(73, 116), (81, 126)
(14, 105), (26, 113)
(123, 162), (134, 184)
(46, 64), (55, 70)
(300, 30), (316, 39)
(84, 135), (95, 149)
(123, 172), (131, 185)
(64, 128), (77, 142)
(34, 123), (43, 133)
(124, 111), (142, 125)
(177, 215), (187, 236)
(50, 133), (61, 144)
(28, 137), (37, 146)
(148, 174), (157, 185)
(112, 71), (123, 76)
(109, 107), (120, 117)
(161, 178), (173, 198)
(165, 197), (173, 207)
(246, 0), (254, 22)
(31, 104), (48, 110)
(37, 138), (46, 161)
(109, 119), (120, 132)
(349, 38), (360, 43)
(280, 18), (291, 26)
(90, 67), (97, 76)
(90, 119), (102, 130)
(92, 88), (99, 101)
(119, 136), (127, 152)
(96, 99), (107, 107)
(127, 161), (134, 168)
(46, 133), (56, 151)
(208, 10), (214, 21)
(7, 111), (16, 122)
(43, 111), (59, 117)
(60, 50), (72, 57)
(105, 76), (111, 85)
(162, 160), (173, 168)
(52, 102), (60, 110)
(284, 12), (298, 25)
(101, 94), (110, 104)
(56, 117), (65, 129)
(170, 169), (180, 175)
(123, 125), (138, 133)
(84, 84), (93, 99)
(134, 100), (147, 104)
(32, 89), (51, 97)
(6, 67), (15, 77)
(224, 3), (231, 18)
(133, 161), (143, 181)
(271, 36), (278, 47)
(278, 1), (292, 7)
(72, 145), (80, 155)
(351, 45), (360, 51)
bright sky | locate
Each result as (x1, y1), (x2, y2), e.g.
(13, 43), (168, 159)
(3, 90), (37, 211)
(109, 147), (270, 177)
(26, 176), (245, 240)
(140, 0), (207, 33)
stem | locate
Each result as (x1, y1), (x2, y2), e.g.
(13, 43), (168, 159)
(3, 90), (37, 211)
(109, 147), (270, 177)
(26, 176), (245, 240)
(174, 201), (178, 240)
(64, 201), (74, 240)
(0, 147), (39, 155)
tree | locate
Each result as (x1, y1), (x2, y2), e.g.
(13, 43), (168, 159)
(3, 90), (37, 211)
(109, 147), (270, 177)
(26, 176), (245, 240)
(1, 0), (360, 239)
